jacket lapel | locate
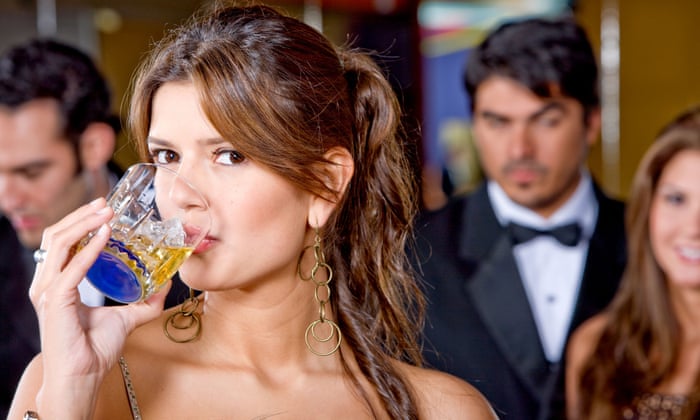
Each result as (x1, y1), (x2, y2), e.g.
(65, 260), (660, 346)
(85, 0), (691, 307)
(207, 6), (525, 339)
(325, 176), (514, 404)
(459, 187), (551, 400)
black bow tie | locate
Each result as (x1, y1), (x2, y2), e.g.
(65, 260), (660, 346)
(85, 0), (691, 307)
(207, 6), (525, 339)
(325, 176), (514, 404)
(507, 221), (582, 247)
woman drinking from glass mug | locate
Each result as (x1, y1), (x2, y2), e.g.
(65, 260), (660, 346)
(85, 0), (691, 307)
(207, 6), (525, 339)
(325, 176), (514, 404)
(9, 3), (495, 419)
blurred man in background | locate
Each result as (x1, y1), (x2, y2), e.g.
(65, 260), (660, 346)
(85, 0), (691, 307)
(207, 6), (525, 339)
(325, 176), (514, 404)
(414, 17), (627, 419)
(0, 39), (186, 417)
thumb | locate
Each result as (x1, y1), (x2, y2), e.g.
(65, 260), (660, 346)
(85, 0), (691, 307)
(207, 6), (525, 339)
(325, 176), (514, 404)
(117, 284), (170, 332)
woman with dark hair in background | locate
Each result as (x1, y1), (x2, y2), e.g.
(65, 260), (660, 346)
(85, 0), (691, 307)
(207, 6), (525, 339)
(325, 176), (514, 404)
(567, 106), (700, 419)
(9, 4), (495, 419)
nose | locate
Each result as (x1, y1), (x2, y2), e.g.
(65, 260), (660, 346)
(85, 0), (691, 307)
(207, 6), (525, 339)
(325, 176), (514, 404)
(157, 166), (211, 240)
(0, 174), (25, 212)
(168, 174), (206, 211)
(507, 123), (535, 160)
(154, 165), (209, 214)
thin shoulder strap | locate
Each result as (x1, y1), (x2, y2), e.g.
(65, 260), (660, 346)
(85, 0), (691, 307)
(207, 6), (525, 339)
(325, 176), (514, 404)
(119, 356), (143, 420)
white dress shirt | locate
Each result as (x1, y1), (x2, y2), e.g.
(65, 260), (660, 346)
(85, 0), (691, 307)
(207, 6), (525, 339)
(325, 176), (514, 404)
(77, 171), (120, 308)
(78, 278), (105, 307)
(488, 172), (598, 362)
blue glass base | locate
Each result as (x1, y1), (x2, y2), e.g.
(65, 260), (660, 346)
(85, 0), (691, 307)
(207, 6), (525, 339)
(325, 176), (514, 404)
(86, 250), (144, 304)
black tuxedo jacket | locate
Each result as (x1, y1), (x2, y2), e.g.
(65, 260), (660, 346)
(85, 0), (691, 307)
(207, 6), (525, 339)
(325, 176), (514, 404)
(413, 183), (626, 419)
(0, 215), (191, 418)
(0, 217), (37, 418)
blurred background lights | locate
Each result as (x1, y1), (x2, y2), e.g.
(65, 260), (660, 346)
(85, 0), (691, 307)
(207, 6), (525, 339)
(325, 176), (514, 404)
(93, 7), (122, 34)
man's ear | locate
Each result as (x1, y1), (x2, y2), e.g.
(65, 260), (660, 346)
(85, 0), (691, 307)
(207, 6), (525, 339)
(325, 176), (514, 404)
(307, 146), (354, 228)
(584, 107), (602, 147)
(79, 122), (116, 171)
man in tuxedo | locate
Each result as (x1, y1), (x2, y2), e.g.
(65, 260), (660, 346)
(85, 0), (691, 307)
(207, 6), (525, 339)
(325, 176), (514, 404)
(414, 17), (627, 419)
(0, 39), (188, 417)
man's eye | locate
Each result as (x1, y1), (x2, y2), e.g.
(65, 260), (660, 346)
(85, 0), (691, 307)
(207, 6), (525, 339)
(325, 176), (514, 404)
(484, 116), (507, 128)
(214, 150), (245, 165)
(151, 149), (179, 164)
(15, 164), (50, 180)
(538, 117), (561, 128)
(21, 169), (44, 180)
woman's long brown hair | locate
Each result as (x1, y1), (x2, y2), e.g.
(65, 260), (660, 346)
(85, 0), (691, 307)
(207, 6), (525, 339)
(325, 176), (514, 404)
(127, 4), (424, 418)
(577, 106), (700, 418)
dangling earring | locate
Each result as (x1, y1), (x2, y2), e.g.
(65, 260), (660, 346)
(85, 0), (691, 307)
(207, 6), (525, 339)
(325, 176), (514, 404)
(163, 289), (202, 343)
(297, 229), (342, 356)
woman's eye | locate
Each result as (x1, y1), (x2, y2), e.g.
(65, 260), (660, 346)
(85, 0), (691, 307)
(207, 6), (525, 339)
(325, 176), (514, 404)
(214, 149), (245, 165)
(150, 149), (179, 164)
(663, 192), (685, 206)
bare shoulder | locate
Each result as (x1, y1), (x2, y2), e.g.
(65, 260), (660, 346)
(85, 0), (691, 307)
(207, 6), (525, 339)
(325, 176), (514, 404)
(7, 353), (44, 418)
(565, 313), (609, 419)
(568, 313), (608, 367)
(395, 362), (498, 420)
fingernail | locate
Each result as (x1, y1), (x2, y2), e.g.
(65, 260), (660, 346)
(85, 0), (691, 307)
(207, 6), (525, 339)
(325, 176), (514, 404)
(96, 224), (109, 237)
(89, 197), (103, 207)
(96, 206), (111, 215)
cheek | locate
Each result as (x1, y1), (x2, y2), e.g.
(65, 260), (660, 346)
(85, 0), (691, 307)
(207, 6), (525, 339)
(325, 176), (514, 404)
(218, 176), (308, 240)
(37, 172), (81, 206)
(648, 202), (670, 263)
(474, 140), (502, 176)
(542, 130), (586, 166)
(217, 185), (308, 278)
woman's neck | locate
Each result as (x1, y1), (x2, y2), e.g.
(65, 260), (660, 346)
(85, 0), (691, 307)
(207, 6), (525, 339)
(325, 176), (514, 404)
(194, 281), (343, 372)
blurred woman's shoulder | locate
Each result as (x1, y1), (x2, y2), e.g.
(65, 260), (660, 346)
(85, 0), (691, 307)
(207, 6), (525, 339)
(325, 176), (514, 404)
(566, 313), (611, 419)
(394, 361), (498, 419)
(569, 313), (609, 362)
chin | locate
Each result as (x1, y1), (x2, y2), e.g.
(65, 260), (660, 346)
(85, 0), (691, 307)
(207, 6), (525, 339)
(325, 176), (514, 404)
(670, 276), (700, 288)
(178, 258), (205, 286)
(509, 193), (542, 210)
(19, 233), (43, 250)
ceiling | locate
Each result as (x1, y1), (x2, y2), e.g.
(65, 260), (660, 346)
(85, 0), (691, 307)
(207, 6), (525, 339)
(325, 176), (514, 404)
(0, 0), (420, 20)
(1, 0), (210, 20)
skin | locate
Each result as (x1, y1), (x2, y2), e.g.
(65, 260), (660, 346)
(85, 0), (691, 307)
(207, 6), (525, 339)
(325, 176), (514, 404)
(565, 313), (607, 420)
(566, 150), (700, 419)
(10, 82), (496, 419)
(650, 150), (700, 398)
(472, 76), (601, 218)
(650, 150), (700, 288)
(0, 100), (87, 248)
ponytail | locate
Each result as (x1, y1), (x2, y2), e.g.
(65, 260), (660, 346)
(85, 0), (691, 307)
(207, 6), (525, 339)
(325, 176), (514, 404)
(332, 49), (424, 420)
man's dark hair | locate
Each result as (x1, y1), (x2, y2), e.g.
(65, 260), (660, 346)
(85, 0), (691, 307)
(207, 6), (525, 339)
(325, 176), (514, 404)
(0, 39), (119, 146)
(464, 17), (599, 115)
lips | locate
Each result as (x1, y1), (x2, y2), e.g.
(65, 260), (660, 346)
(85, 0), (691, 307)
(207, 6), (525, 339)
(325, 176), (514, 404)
(193, 236), (215, 254)
(503, 162), (546, 185)
(508, 168), (540, 184)
(10, 215), (42, 231)
(179, 222), (215, 254)
(678, 246), (700, 262)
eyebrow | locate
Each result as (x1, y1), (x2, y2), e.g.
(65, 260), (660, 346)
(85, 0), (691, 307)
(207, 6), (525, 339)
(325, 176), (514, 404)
(528, 101), (567, 122)
(478, 101), (567, 123)
(5, 160), (54, 175)
(656, 183), (684, 192)
(146, 136), (230, 148)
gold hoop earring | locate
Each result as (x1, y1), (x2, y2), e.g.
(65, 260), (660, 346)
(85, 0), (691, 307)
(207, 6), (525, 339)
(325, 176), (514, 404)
(298, 229), (342, 356)
(163, 289), (202, 343)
